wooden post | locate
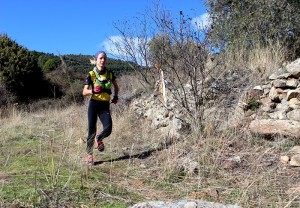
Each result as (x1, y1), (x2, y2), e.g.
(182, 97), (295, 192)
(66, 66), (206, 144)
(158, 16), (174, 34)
(155, 64), (167, 107)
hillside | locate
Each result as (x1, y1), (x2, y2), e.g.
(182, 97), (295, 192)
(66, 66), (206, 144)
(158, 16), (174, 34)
(60, 54), (133, 76)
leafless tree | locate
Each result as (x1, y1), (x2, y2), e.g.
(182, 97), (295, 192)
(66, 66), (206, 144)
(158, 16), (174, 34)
(110, 2), (215, 130)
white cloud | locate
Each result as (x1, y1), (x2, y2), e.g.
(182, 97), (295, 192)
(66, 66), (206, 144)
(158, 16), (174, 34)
(192, 13), (211, 30)
(101, 35), (148, 66)
(102, 35), (125, 58)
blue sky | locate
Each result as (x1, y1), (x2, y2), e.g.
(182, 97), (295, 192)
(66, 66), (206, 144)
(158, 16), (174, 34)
(0, 0), (207, 57)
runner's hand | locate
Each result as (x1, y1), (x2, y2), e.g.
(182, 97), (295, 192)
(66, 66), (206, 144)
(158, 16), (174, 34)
(111, 95), (118, 104)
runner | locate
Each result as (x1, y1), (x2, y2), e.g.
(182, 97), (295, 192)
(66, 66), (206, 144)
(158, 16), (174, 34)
(82, 51), (119, 166)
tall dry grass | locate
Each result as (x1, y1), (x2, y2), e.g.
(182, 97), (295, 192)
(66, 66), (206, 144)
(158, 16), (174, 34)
(221, 41), (286, 79)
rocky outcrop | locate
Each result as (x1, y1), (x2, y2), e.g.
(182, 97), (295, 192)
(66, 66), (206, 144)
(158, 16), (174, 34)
(245, 58), (300, 138)
(130, 76), (237, 139)
(130, 58), (300, 143)
(130, 91), (191, 139)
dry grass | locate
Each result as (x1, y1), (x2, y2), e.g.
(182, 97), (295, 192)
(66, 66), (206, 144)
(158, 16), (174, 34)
(1, 44), (299, 207)
(1, 95), (299, 207)
(220, 41), (286, 82)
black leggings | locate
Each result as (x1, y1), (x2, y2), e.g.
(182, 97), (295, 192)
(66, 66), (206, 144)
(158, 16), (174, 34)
(86, 99), (112, 155)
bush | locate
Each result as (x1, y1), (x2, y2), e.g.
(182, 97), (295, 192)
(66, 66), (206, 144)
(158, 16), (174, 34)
(0, 34), (54, 102)
(43, 57), (61, 73)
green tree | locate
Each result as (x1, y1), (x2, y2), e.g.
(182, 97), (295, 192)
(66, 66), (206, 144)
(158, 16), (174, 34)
(36, 52), (56, 69)
(0, 33), (51, 101)
(206, 0), (300, 58)
(43, 57), (61, 72)
(148, 34), (173, 66)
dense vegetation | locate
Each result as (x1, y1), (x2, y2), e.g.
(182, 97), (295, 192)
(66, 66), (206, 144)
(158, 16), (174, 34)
(0, 34), (54, 104)
(206, 0), (300, 59)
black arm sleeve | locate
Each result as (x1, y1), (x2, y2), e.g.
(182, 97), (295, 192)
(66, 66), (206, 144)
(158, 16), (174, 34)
(111, 71), (116, 82)
(84, 73), (92, 86)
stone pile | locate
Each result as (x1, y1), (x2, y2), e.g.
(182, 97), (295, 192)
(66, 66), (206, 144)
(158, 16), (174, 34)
(246, 58), (300, 137)
(131, 58), (300, 140)
(243, 58), (300, 167)
(130, 81), (193, 139)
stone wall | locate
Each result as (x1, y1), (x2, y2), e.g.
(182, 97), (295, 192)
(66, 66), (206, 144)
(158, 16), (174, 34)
(245, 58), (300, 138)
(242, 58), (300, 167)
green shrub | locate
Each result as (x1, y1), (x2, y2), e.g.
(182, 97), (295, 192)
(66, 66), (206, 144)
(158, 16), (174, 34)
(247, 98), (261, 110)
(43, 57), (61, 73)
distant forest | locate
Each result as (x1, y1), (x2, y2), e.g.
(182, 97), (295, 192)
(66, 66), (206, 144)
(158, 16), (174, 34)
(31, 51), (134, 76)
(61, 54), (133, 76)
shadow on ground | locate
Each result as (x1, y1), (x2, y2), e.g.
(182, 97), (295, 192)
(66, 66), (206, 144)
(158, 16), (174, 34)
(94, 137), (176, 165)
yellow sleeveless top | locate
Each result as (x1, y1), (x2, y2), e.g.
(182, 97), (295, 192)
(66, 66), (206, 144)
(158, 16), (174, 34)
(89, 70), (112, 102)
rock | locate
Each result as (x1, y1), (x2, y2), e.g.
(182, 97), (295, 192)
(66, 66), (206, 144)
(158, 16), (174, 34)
(260, 97), (272, 106)
(286, 78), (299, 88)
(288, 98), (300, 109)
(75, 138), (84, 145)
(184, 201), (197, 208)
(280, 147), (300, 167)
(290, 155), (300, 166)
(180, 159), (199, 175)
(269, 68), (290, 80)
(286, 58), (300, 78)
(269, 87), (282, 102)
(222, 156), (241, 169)
(287, 109), (300, 121)
(249, 119), (300, 138)
(140, 163), (147, 169)
(276, 73), (293, 79)
(253, 85), (263, 91)
(260, 97), (276, 113)
(272, 79), (287, 88)
(268, 110), (287, 120)
(242, 58), (300, 143)
(287, 89), (300, 101)
(275, 99), (289, 111)
(129, 200), (242, 208)
(290, 146), (300, 155)
(280, 156), (290, 164)
(262, 84), (272, 95)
